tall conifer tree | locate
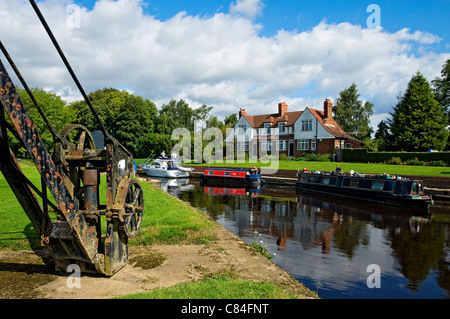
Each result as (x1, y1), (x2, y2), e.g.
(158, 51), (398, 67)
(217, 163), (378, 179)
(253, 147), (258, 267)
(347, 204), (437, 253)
(389, 72), (448, 151)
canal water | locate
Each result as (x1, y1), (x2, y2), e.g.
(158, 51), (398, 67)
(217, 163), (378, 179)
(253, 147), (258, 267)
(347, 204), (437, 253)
(158, 178), (450, 299)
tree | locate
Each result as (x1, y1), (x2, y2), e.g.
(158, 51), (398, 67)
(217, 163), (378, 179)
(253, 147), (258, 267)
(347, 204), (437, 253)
(389, 72), (449, 151)
(135, 133), (172, 158)
(374, 120), (392, 151)
(224, 113), (238, 127)
(69, 88), (158, 155)
(157, 99), (213, 133)
(333, 83), (374, 140)
(432, 58), (450, 117)
(432, 58), (450, 150)
(193, 104), (213, 123)
(157, 99), (193, 132)
(16, 87), (75, 154)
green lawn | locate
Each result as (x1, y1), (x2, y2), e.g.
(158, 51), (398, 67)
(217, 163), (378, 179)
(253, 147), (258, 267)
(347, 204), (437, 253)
(183, 159), (450, 177)
(121, 277), (310, 299)
(0, 160), (216, 250)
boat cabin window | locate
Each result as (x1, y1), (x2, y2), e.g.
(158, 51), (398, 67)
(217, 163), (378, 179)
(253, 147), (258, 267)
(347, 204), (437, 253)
(371, 181), (384, 190)
(151, 162), (161, 167)
(323, 178), (330, 184)
(225, 172), (231, 176)
(208, 171), (214, 175)
(167, 161), (177, 170)
(350, 180), (359, 188)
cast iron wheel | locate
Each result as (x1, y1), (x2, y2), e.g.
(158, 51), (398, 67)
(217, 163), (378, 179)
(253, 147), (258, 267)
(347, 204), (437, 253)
(59, 123), (96, 150)
(118, 179), (144, 238)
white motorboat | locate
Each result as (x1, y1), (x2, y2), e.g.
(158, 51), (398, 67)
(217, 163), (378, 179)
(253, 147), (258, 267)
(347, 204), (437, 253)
(142, 155), (193, 178)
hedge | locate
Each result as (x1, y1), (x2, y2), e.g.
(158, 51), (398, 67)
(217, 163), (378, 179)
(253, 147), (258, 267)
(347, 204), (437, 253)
(342, 149), (450, 164)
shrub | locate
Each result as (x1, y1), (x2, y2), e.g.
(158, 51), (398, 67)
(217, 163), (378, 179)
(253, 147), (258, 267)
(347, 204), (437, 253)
(387, 157), (403, 165)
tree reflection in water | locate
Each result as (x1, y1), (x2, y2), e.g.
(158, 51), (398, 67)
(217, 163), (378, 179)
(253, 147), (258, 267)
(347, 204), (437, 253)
(175, 180), (450, 299)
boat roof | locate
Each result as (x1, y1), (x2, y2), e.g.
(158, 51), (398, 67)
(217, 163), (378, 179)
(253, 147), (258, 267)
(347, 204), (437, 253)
(204, 167), (253, 171)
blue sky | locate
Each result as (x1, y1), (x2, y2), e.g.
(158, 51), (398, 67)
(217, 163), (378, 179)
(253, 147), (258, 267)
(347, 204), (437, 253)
(70, 0), (450, 49)
(4, 0), (450, 129)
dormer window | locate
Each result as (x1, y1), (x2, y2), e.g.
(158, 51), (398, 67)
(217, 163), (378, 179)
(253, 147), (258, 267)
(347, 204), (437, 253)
(278, 122), (286, 134)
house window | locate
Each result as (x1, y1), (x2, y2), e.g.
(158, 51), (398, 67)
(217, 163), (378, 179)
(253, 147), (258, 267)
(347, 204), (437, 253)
(260, 141), (267, 151)
(277, 140), (286, 151)
(301, 120), (312, 131)
(264, 123), (271, 135)
(311, 139), (316, 151)
(278, 122), (286, 134)
(238, 125), (246, 135)
(244, 141), (249, 151)
(261, 140), (271, 151)
(297, 139), (309, 151)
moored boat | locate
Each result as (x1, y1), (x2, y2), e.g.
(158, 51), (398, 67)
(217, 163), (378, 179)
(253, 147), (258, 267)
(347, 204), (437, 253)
(296, 171), (433, 210)
(201, 167), (262, 186)
(142, 155), (193, 178)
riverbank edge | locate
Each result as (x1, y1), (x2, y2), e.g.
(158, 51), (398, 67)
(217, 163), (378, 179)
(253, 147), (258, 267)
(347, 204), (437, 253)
(183, 166), (450, 201)
(134, 181), (320, 299)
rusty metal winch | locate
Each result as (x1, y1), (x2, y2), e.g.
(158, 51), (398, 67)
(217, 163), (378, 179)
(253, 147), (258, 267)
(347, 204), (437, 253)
(0, 0), (144, 276)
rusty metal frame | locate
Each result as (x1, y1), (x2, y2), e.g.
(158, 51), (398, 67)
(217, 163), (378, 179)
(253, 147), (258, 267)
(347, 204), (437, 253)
(0, 1), (144, 276)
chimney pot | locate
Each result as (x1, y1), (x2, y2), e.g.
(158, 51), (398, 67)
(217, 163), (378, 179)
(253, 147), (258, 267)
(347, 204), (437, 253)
(324, 99), (332, 119)
(278, 102), (288, 116)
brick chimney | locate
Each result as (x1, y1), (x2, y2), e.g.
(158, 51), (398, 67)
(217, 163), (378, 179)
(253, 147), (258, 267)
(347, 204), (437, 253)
(324, 99), (332, 120)
(238, 108), (247, 118)
(278, 102), (288, 116)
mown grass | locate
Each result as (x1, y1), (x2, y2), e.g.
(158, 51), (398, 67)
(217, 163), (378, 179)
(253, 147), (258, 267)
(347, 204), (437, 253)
(130, 183), (217, 246)
(0, 160), (216, 250)
(121, 278), (309, 299)
(184, 159), (450, 177)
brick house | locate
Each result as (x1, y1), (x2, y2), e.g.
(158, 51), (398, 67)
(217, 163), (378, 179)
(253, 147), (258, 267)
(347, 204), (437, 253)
(225, 99), (363, 158)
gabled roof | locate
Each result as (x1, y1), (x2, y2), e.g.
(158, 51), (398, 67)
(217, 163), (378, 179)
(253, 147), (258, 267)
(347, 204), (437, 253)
(241, 111), (303, 128)
(240, 106), (360, 141)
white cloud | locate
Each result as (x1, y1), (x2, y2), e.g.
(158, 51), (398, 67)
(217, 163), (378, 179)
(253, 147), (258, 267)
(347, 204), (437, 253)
(229, 0), (265, 19)
(0, 0), (448, 126)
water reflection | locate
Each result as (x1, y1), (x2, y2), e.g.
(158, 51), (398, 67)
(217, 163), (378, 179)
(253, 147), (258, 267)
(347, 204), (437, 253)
(171, 179), (450, 299)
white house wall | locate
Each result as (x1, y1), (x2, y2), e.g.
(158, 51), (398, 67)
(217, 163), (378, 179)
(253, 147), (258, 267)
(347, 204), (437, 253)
(224, 116), (253, 142)
(294, 108), (334, 140)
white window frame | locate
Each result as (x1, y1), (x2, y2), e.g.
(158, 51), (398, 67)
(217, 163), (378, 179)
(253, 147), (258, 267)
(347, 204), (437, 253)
(278, 122), (286, 134)
(297, 139), (309, 151)
(264, 123), (271, 135)
(311, 139), (316, 151)
(260, 140), (267, 151)
(238, 125), (246, 135)
(277, 140), (286, 151)
(301, 120), (313, 131)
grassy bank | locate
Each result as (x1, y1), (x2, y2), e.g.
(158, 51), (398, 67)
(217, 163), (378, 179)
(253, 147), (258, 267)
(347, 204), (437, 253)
(0, 160), (216, 250)
(122, 277), (308, 299)
(180, 159), (450, 177)
(0, 160), (315, 299)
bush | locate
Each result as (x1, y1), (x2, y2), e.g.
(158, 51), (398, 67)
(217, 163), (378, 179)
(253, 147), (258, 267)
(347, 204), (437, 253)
(405, 157), (425, 166)
(342, 149), (449, 166)
(387, 157), (403, 165)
